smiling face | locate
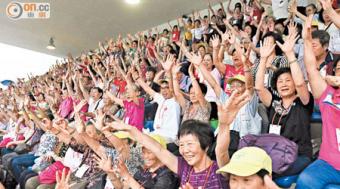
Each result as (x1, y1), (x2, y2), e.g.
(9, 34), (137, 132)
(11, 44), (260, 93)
(203, 54), (213, 71)
(146, 71), (155, 82)
(305, 5), (316, 16)
(189, 87), (198, 104)
(229, 174), (266, 189)
(276, 72), (296, 98)
(125, 85), (139, 100)
(230, 80), (246, 94)
(160, 82), (172, 99)
(232, 50), (243, 67)
(311, 38), (327, 57)
(179, 134), (206, 167)
(142, 147), (161, 169)
(90, 88), (102, 101)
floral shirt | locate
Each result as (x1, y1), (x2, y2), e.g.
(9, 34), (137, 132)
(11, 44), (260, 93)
(182, 99), (211, 123)
(34, 132), (58, 156)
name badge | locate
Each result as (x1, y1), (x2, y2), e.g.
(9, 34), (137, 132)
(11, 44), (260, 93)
(269, 124), (281, 135)
(124, 117), (130, 124)
(336, 128), (340, 152)
(264, 73), (269, 87)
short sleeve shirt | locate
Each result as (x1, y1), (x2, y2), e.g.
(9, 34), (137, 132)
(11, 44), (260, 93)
(177, 157), (229, 189)
(267, 94), (314, 158)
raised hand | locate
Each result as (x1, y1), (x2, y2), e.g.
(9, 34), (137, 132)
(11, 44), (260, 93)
(94, 154), (115, 173)
(302, 15), (313, 41)
(218, 90), (250, 126)
(276, 29), (299, 54)
(187, 53), (203, 66)
(287, 21), (297, 36)
(171, 62), (182, 76)
(161, 54), (175, 72)
(55, 169), (71, 189)
(260, 37), (276, 59)
(222, 31), (236, 45)
(211, 35), (220, 48)
(288, 0), (297, 14)
(188, 63), (195, 78)
(116, 159), (130, 180)
(319, 0), (333, 12)
(73, 100), (87, 113)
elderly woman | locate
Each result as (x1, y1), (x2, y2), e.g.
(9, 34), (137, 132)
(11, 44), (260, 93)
(255, 29), (313, 176)
(97, 134), (179, 189)
(103, 89), (251, 189)
(172, 63), (211, 123)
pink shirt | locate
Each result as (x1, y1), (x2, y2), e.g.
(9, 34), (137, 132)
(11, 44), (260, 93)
(58, 97), (73, 119)
(123, 98), (145, 131)
(317, 85), (340, 170)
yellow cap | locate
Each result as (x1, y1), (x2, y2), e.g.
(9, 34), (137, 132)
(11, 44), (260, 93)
(148, 134), (167, 149)
(217, 147), (272, 176)
(227, 74), (246, 85)
(113, 131), (132, 140)
(311, 20), (319, 27)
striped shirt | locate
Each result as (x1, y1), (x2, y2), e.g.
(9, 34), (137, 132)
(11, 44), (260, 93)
(251, 56), (289, 97)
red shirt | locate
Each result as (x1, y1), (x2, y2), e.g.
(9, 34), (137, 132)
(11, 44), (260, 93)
(113, 79), (127, 94)
(172, 30), (180, 42)
(223, 65), (244, 94)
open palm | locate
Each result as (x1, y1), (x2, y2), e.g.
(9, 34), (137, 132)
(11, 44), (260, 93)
(260, 38), (276, 58)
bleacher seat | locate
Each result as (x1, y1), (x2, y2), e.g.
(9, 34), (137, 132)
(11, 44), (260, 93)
(274, 175), (298, 188)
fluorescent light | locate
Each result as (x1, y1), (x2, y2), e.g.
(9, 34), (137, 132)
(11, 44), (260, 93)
(125, 0), (140, 5)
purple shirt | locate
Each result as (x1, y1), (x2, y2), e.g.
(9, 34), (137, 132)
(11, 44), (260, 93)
(177, 157), (229, 189)
(123, 98), (145, 131)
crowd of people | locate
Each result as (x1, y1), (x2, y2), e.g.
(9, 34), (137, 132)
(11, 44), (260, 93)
(0, 0), (339, 188)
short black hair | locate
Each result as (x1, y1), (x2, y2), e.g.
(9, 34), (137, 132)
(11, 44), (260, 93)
(178, 120), (214, 151)
(307, 3), (317, 11)
(91, 87), (103, 97)
(146, 66), (157, 74)
(189, 83), (208, 95)
(312, 30), (330, 47)
(271, 67), (291, 91)
(262, 32), (284, 56)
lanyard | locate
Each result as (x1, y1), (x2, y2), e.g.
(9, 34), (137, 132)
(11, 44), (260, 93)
(271, 111), (284, 128)
(186, 163), (213, 189)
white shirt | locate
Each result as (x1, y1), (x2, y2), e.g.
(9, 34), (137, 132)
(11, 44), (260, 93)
(329, 29), (340, 54)
(88, 98), (104, 113)
(152, 93), (181, 143)
(271, 0), (289, 19)
(191, 27), (205, 40)
(198, 68), (221, 102)
(215, 92), (262, 138)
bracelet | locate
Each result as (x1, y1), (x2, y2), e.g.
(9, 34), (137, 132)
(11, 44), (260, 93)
(289, 59), (298, 65)
(244, 69), (251, 73)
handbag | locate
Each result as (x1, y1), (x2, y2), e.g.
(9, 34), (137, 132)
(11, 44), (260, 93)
(38, 161), (70, 184)
(14, 143), (30, 154)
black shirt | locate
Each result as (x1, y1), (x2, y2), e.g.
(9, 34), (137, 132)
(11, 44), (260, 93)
(134, 166), (179, 189)
(267, 93), (314, 158)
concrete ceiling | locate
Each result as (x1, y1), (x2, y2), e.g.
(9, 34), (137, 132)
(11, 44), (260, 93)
(0, 0), (210, 57)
